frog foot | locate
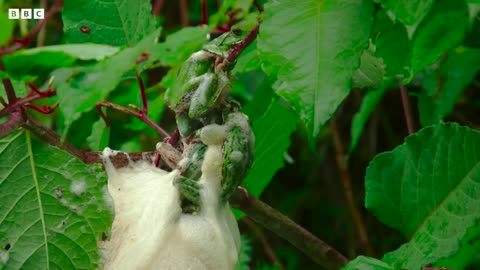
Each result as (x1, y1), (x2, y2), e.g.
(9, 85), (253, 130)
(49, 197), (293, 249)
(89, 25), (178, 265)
(174, 175), (202, 213)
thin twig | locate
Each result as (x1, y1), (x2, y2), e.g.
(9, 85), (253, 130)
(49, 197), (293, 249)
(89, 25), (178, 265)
(330, 118), (374, 256)
(253, 0), (264, 12)
(230, 187), (349, 270)
(397, 77), (414, 135)
(243, 218), (285, 270)
(201, 0), (207, 25)
(2, 77), (16, 103)
(136, 71), (148, 113)
(36, 0), (48, 47)
(96, 101), (170, 137)
(0, 0), (63, 56)
(179, 0), (189, 27)
(0, 89), (56, 117)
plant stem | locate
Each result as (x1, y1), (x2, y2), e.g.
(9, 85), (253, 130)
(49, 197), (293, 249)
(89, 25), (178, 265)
(397, 77), (414, 135)
(201, 0), (207, 25)
(96, 101), (170, 137)
(253, 0), (264, 12)
(230, 187), (349, 270)
(0, 89), (56, 117)
(152, 0), (164, 16)
(225, 25), (259, 65)
(243, 218), (285, 270)
(0, 108), (26, 138)
(179, 0), (189, 27)
(330, 118), (374, 256)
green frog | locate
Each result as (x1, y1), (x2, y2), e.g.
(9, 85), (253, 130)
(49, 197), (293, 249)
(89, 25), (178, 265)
(164, 31), (243, 137)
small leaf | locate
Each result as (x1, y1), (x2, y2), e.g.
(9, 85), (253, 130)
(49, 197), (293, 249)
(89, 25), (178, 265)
(86, 118), (110, 151)
(365, 123), (480, 269)
(352, 42), (386, 89)
(243, 99), (297, 197)
(3, 44), (119, 79)
(149, 26), (209, 67)
(341, 256), (395, 270)
(377, 0), (434, 28)
(258, 0), (373, 143)
(63, 0), (156, 46)
(349, 85), (387, 154)
(0, 130), (112, 269)
(410, 0), (468, 79)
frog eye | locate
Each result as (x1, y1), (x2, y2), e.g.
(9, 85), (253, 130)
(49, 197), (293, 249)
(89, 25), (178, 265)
(231, 28), (242, 36)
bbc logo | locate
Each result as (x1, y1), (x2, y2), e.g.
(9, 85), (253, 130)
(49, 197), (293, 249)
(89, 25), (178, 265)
(8, 9), (45, 19)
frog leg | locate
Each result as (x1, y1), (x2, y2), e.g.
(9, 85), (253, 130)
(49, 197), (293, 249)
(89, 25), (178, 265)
(174, 175), (202, 212)
(220, 125), (254, 202)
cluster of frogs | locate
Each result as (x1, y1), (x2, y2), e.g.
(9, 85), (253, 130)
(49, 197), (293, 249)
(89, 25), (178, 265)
(161, 30), (254, 214)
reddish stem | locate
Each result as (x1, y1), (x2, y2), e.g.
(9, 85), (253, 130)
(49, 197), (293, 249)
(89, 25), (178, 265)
(225, 25), (259, 65)
(253, 0), (264, 12)
(152, 0), (164, 16)
(397, 77), (414, 135)
(136, 71), (148, 113)
(0, 89), (56, 117)
(96, 101), (169, 137)
(179, 0), (189, 26)
(25, 102), (59, 114)
(201, 0), (208, 25)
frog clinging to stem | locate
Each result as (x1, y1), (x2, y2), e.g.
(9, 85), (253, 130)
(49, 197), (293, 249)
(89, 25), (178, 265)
(163, 30), (255, 214)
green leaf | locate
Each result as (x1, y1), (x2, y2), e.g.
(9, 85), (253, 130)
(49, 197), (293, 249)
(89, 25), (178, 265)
(417, 92), (442, 127)
(365, 123), (480, 269)
(243, 99), (297, 197)
(377, 0), (434, 28)
(149, 26), (209, 67)
(349, 85), (387, 154)
(233, 41), (261, 74)
(258, 0), (373, 143)
(0, 130), (112, 269)
(3, 44), (119, 80)
(53, 28), (161, 139)
(0, 11), (14, 47)
(372, 9), (411, 77)
(235, 235), (252, 270)
(341, 256), (395, 270)
(63, 0), (156, 46)
(86, 118), (110, 151)
(409, 0), (468, 80)
(435, 224), (480, 268)
(436, 47), (480, 118)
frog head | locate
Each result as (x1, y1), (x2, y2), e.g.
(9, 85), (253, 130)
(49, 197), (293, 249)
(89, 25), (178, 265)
(203, 29), (243, 59)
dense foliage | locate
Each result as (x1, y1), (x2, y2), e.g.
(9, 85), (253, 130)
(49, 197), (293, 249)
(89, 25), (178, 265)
(1, 0), (480, 269)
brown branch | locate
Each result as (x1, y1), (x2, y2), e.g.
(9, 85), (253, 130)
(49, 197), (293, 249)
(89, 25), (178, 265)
(243, 218), (285, 270)
(22, 115), (85, 160)
(230, 187), (349, 270)
(96, 101), (170, 137)
(0, 108), (26, 138)
(397, 77), (414, 135)
(0, 0), (63, 56)
(253, 0), (264, 12)
(330, 118), (374, 256)
(179, 0), (189, 27)
(2, 77), (16, 103)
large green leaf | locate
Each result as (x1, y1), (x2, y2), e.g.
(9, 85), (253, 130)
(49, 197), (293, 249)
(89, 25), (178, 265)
(63, 0), (156, 46)
(258, 0), (373, 142)
(243, 99), (297, 197)
(3, 44), (119, 80)
(372, 9), (411, 78)
(377, 0), (434, 28)
(53, 28), (160, 139)
(409, 0), (468, 80)
(365, 123), (480, 269)
(341, 256), (394, 270)
(0, 130), (112, 269)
